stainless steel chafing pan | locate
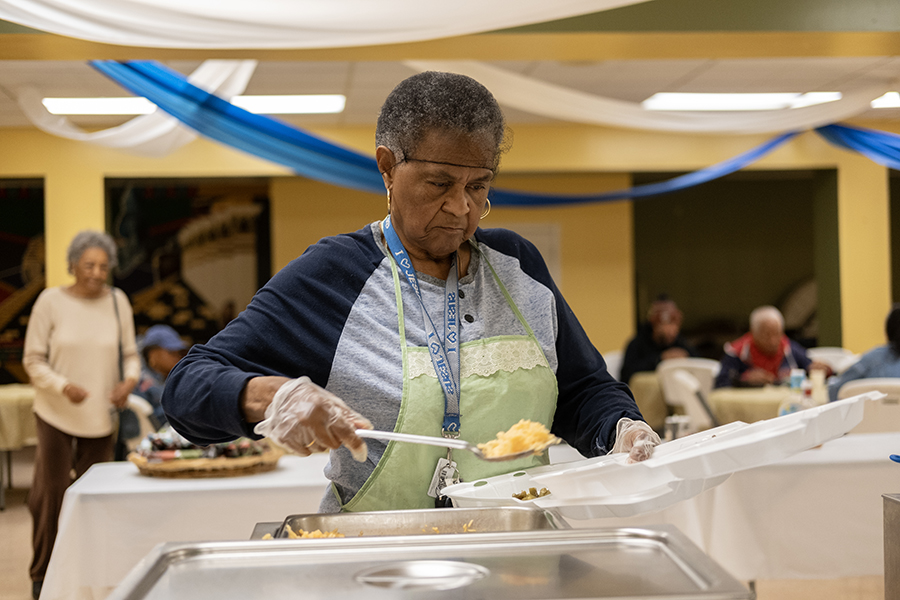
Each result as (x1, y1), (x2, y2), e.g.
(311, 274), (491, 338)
(108, 525), (752, 600)
(271, 505), (567, 538)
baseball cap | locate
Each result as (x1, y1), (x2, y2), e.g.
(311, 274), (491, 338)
(141, 325), (188, 352)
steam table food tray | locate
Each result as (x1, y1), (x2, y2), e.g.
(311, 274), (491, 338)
(271, 505), (566, 538)
(108, 526), (751, 600)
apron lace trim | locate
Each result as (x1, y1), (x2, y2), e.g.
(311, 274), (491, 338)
(407, 338), (548, 380)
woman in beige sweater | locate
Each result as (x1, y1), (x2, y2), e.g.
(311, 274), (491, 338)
(23, 230), (140, 599)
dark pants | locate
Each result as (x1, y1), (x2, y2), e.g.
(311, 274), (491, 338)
(28, 415), (113, 582)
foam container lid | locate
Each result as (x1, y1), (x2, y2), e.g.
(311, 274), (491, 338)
(443, 392), (880, 519)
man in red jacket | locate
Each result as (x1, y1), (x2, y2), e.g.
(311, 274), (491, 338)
(715, 306), (829, 388)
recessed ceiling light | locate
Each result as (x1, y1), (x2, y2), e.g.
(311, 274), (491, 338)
(41, 94), (346, 115)
(642, 92), (842, 111)
(871, 92), (900, 108)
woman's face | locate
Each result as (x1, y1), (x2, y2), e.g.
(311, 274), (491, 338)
(377, 129), (496, 262)
(71, 246), (110, 295)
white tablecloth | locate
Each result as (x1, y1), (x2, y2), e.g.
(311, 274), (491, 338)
(41, 454), (332, 600)
(578, 432), (899, 581)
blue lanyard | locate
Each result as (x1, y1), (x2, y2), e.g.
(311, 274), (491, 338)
(382, 216), (461, 436)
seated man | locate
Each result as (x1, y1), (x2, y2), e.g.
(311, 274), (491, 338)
(620, 296), (698, 385)
(715, 305), (825, 388)
(134, 324), (189, 428)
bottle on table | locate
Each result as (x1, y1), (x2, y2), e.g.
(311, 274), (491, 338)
(777, 368), (814, 416)
(809, 369), (828, 405)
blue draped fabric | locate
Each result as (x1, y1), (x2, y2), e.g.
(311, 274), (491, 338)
(490, 131), (798, 206)
(91, 60), (385, 194)
(91, 60), (895, 207)
(815, 124), (900, 171)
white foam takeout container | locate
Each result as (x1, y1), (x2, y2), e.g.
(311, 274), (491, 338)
(443, 392), (881, 519)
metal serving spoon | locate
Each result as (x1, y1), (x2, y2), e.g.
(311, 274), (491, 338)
(355, 429), (560, 462)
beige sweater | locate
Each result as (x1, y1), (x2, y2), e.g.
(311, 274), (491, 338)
(23, 286), (141, 438)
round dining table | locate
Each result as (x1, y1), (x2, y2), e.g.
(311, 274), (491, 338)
(0, 383), (37, 510)
(707, 385), (793, 424)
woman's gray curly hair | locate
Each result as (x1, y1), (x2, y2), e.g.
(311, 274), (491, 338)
(66, 230), (118, 273)
(375, 71), (509, 170)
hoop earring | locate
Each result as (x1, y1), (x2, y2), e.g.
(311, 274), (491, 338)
(386, 189), (392, 214)
(481, 198), (491, 219)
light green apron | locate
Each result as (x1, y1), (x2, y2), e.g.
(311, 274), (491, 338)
(338, 245), (559, 511)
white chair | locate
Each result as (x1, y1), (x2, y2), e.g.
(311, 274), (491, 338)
(656, 358), (722, 438)
(837, 378), (900, 434)
(659, 369), (719, 437)
(656, 357), (721, 402)
(124, 394), (158, 452)
(603, 350), (623, 381)
(806, 346), (860, 375)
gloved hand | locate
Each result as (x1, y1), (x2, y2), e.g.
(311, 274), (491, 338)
(611, 418), (661, 463)
(253, 377), (372, 462)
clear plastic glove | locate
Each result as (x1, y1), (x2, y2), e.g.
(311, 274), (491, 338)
(253, 377), (372, 462)
(611, 417), (661, 463)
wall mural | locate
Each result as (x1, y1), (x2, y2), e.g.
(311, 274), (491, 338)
(107, 179), (270, 347)
(0, 178), (270, 385)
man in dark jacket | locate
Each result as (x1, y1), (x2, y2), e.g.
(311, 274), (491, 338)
(620, 297), (698, 385)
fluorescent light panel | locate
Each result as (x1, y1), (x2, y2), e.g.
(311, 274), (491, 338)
(42, 94), (346, 115)
(872, 92), (900, 108)
(42, 97), (156, 115)
(642, 92), (842, 111)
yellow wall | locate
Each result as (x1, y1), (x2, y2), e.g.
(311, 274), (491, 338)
(836, 152), (892, 353)
(0, 122), (892, 354)
(269, 177), (385, 271)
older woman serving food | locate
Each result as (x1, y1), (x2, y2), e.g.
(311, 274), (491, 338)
(162, 71), (658, 513)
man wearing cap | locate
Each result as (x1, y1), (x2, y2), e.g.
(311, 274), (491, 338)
(135, 325), (189, 428)
(620, 296), (698, 385)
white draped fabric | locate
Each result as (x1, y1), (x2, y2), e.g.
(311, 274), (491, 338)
(406, 60), (898, 135)
(16, 60), (256, 156)
(0, 0), (653, 49)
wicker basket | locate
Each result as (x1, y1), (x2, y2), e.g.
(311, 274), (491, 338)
(128, 448), (284, 478)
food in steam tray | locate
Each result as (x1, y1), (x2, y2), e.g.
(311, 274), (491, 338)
(477, 419), (559, 458)
(128, 426), (282, 478)
(262, 519), (480, 540)
(283, 525), (345, 539)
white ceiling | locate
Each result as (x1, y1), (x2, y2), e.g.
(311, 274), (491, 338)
(0, 56), (899, 129)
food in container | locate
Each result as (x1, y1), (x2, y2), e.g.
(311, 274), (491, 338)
(445, 393), (879, 519)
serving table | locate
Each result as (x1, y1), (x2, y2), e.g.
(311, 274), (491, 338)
(39, 432), (895, 598)
(0, 383), (37, 510)
(40, 453), (331, 600)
